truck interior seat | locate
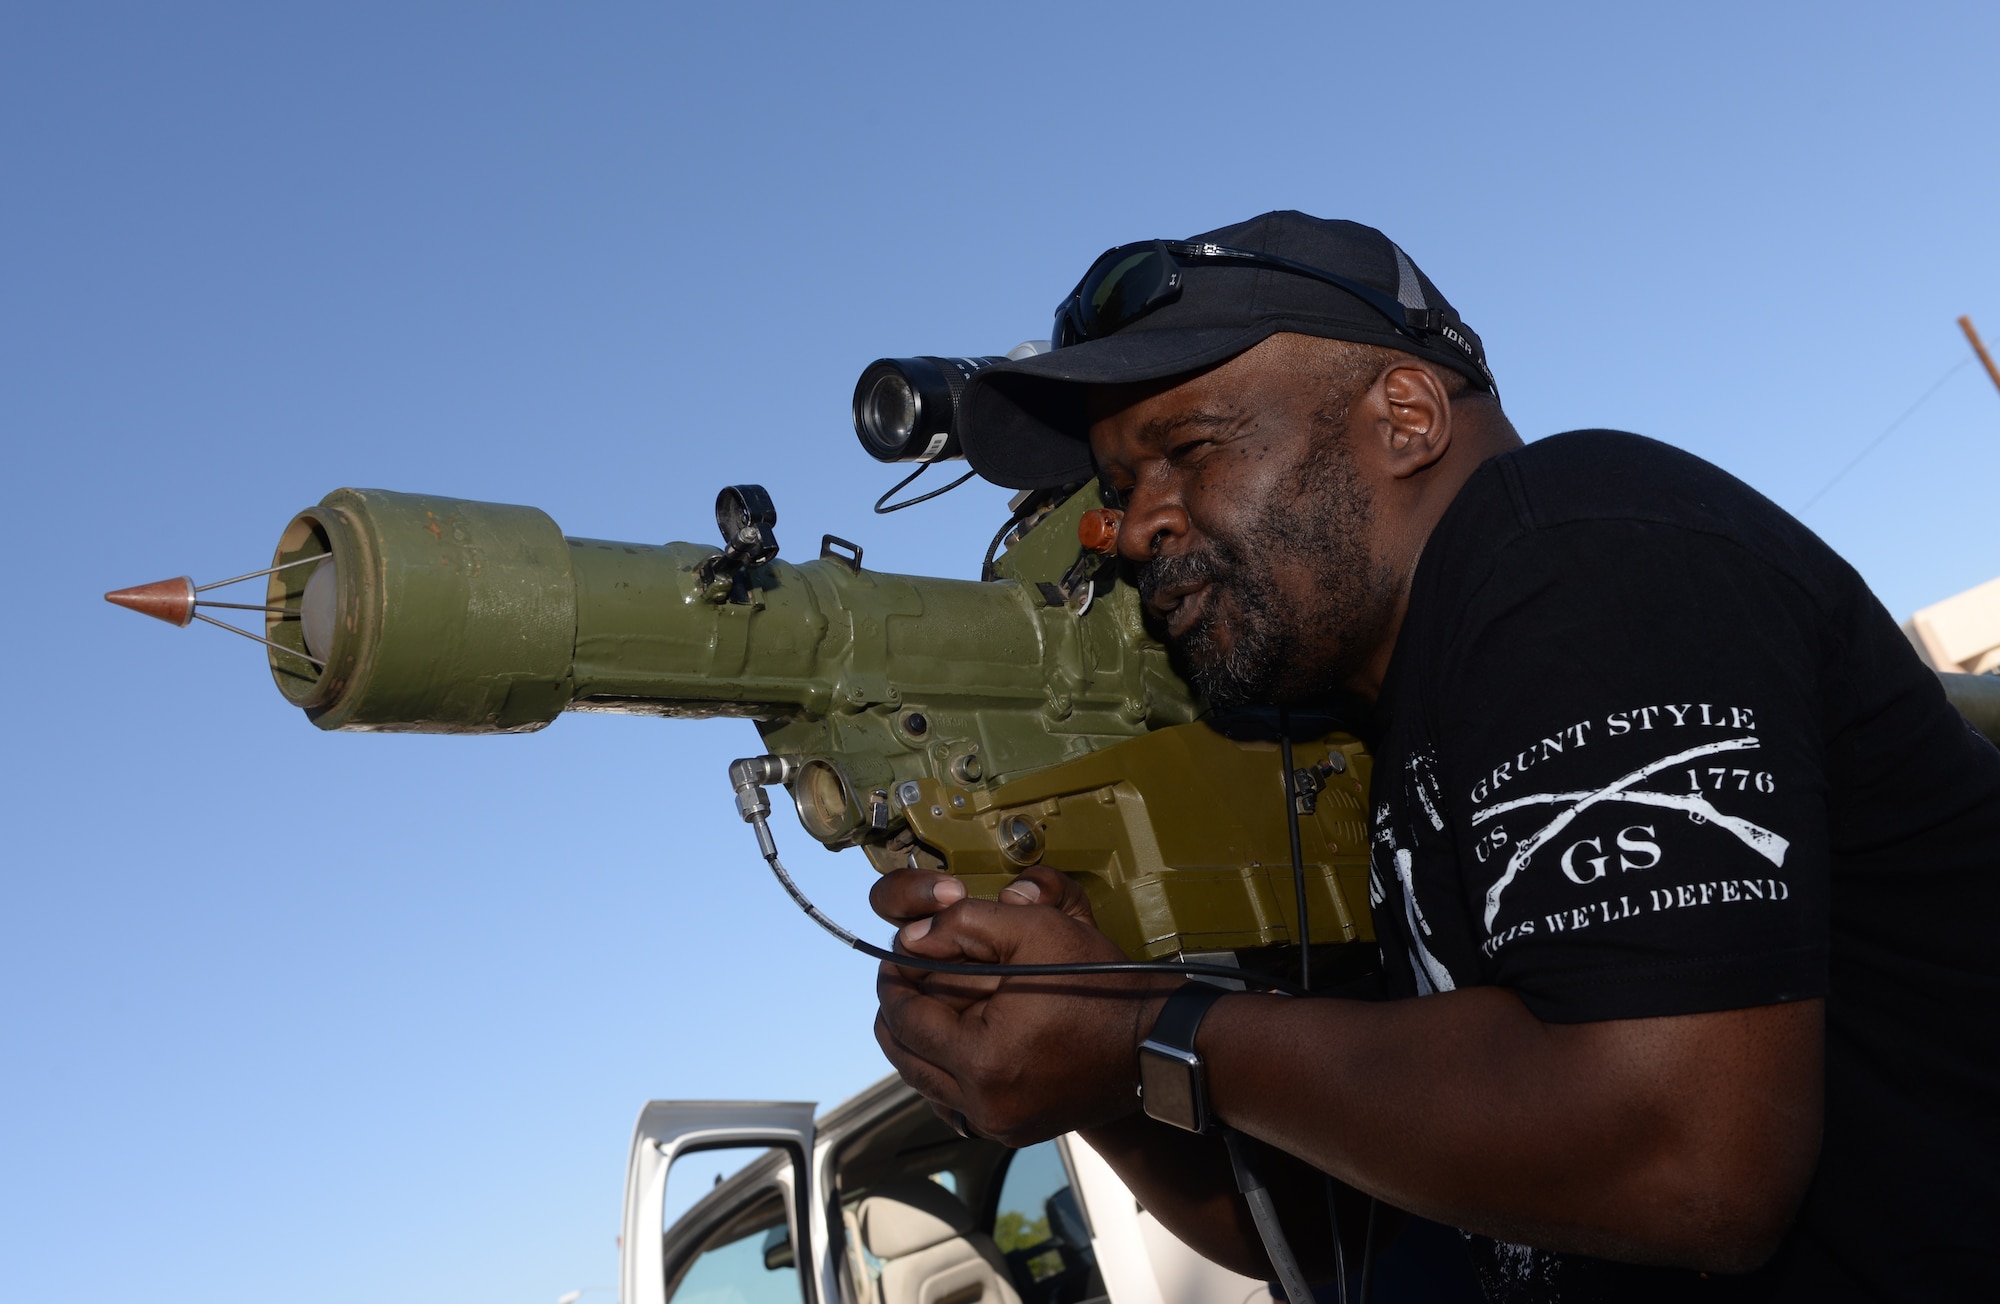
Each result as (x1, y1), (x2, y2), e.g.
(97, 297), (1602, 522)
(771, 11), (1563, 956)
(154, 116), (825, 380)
(856, 1177), (1024, 1304)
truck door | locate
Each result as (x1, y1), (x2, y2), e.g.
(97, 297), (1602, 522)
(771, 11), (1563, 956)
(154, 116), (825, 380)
(620, 1101), (819, 1304)
(1063, 1134), (1267, 1304)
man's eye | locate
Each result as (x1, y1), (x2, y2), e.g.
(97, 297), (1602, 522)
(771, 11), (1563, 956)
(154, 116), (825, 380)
(1167, 438), (1211, 463)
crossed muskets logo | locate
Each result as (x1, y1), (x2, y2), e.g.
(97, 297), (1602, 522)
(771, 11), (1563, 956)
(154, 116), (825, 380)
(1472, 736), (1790, 932)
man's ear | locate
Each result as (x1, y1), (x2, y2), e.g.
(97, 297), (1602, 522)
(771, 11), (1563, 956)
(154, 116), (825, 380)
(1377, 364), (1452, 478)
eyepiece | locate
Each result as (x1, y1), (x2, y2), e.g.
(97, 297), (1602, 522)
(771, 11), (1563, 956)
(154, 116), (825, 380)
(851, 355), (1008, 463)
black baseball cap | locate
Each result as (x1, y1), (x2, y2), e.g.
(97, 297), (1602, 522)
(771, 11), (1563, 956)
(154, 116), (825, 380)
(956, 211), (1493, 490)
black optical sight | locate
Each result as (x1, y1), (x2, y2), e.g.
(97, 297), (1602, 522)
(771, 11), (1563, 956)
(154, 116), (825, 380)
(852, 356), (1002, 464)
(851, 344), (1050, 465)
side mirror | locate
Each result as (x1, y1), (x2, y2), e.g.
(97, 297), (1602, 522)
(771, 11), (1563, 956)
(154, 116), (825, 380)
(761, 1225), (795, 1271)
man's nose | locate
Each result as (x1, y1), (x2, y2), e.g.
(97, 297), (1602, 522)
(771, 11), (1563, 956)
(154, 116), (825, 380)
(1114, 485), (1189, 562)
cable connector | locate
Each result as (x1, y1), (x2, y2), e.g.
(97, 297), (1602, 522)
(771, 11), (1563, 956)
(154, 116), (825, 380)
(729, 754), (800, 860)
(1290, 754), (1347, 815)
(729, 754), (799, 819)
(728, 755), (799, 799)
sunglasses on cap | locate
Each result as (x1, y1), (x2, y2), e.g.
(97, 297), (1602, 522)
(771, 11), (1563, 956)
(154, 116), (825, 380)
(1051, 240), (1491, 388)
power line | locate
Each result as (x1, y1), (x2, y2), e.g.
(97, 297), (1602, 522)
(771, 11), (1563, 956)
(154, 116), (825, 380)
(1798, 358), (1973, 514)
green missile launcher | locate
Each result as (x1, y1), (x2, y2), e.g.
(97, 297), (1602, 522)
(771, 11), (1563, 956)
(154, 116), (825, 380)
(223, 479), (1378, 972)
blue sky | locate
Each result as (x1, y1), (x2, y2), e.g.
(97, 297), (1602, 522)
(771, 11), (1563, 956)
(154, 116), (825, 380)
(4, 4), (1997, 1302)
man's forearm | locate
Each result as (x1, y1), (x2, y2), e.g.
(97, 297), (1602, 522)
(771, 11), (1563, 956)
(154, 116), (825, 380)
(1198, 987), (1822, 1271)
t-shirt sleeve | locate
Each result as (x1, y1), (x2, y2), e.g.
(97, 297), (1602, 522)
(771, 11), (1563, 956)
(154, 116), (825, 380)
(1433, 519), (1831, 1022)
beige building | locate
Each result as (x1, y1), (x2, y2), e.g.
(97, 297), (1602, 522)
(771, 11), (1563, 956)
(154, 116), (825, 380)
(1904, 576), (2000, 675)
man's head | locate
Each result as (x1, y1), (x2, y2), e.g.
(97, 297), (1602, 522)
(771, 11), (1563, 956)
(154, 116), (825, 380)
(1091, 333), (1511, 705)
(956, 212), (1519, 704)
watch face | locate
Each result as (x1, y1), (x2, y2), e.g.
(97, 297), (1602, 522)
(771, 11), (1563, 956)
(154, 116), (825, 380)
(1138, 1045), (1204, 1133)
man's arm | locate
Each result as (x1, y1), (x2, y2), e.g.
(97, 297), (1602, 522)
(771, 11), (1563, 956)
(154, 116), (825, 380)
(1198, 982), (1821, 1271)
(873, 865), (1823, 1277)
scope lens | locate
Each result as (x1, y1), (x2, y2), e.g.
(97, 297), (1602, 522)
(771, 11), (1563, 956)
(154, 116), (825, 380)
(852, 356), (1008, 463)
(862, 372), (919, 451)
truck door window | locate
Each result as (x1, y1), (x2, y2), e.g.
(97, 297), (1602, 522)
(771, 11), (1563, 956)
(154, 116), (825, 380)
(991, 1142), (1099, 1304)
(666, 1188), (803, 1304)
(664, 1146), (779, 1231)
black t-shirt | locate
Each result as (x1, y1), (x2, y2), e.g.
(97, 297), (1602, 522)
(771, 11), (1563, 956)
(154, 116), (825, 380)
(1366, 431), (2000, 1302)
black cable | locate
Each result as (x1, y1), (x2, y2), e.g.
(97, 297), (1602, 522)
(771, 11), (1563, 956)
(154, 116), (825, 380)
(1356, 1198), (1378, 1304)
(752, 821), (1307, 996)
(1289, 719), (1377, 1304)
(1320, 1176), (1348, 1304)
(1278, 707), (1310, 993)
(874, 463), (979, 514)
(1290, 714), (1363, 1304)
(980, 493), (1046, 581)
(1228, 1131), (1317, 1304)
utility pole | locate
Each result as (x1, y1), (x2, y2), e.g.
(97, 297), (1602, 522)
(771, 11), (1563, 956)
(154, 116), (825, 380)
(1960, 316), (2000, 398)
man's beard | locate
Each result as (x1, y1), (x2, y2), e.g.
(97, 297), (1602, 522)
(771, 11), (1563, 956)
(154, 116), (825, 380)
(1136, 437), (1394, 709)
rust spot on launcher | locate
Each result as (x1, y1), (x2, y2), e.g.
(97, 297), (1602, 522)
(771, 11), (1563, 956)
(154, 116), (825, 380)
(426, 512), (443, 540)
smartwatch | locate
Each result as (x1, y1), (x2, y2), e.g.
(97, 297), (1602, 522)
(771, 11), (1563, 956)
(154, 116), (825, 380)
(1137, 981), (1229, 1133)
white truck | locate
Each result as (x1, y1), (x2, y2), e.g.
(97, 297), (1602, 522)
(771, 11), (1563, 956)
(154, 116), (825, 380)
(620, 1073), (1270, 1304)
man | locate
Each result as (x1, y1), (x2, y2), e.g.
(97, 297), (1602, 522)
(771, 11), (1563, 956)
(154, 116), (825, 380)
(869, 212), (2000, 1302)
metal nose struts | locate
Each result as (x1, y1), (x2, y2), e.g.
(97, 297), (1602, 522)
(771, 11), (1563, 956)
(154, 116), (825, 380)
(105, 554), (327, 667)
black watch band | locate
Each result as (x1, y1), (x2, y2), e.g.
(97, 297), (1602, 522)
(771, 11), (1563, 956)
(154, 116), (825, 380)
(1137, 981), (1229, 1133)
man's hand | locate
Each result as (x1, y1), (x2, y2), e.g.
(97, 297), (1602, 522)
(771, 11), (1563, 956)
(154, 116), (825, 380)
(871, 865), (1178, 1145)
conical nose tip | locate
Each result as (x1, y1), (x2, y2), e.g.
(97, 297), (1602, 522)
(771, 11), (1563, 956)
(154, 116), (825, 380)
(105, 576), (197, 627)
